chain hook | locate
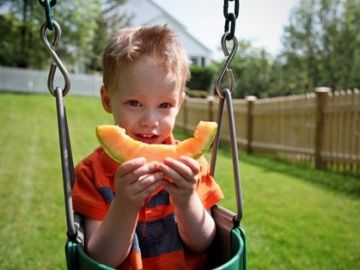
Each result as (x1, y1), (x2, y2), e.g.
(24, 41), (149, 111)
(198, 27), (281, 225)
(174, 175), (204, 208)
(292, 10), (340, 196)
(215, 32), (238, 98)
(40, 20), (71, 96)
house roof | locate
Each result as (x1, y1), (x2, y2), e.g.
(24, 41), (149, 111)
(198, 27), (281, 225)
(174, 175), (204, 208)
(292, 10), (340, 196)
(148, 0), (212, 53)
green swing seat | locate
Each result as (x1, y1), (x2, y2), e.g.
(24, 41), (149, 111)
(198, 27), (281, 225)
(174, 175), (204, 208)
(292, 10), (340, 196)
(65, 206), (247, 270)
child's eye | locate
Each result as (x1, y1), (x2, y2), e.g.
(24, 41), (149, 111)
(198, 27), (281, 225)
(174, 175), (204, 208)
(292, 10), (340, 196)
(127, 100), (141, 107)
(159, 102), (173, 109)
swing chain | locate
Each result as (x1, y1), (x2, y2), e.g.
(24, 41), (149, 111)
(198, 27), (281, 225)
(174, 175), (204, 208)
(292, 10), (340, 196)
(216, 0), (239, 98)
(39, 1), (71, 97)
(223, 0), (239, 40)
(38, 0), (57, 30)
(39, 0), (77, 239)
(211, 0), (243, 224)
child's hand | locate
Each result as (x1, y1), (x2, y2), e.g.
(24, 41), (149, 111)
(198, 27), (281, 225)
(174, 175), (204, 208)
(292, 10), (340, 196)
(114, 157), (163, 210)
(159, 156), (201, 208)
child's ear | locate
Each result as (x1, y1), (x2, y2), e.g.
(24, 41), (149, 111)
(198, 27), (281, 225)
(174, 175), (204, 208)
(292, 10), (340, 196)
(179, 91), (185, 107)
(100, 85), (112, 113)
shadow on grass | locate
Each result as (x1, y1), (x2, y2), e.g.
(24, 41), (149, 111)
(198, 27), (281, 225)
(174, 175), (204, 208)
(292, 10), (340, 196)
(173, 128), (360, 198)
(240, 150), (360, 198)
(217, 147), (360, 198)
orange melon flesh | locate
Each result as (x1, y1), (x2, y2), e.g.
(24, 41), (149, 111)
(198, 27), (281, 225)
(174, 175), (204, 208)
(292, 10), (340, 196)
(96, 121), (218, 163)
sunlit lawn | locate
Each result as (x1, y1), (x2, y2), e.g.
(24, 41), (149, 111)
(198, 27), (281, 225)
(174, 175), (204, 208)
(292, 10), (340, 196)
(0, 91), (359, 269)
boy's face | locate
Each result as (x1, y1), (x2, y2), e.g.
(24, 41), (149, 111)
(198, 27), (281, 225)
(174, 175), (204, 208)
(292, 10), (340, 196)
(101, 56), (184, 144)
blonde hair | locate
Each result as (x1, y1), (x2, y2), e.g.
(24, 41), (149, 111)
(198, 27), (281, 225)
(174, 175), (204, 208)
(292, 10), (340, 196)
(102, 25), (190, 92)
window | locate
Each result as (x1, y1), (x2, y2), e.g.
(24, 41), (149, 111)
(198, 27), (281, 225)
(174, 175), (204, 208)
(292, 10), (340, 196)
(190, 57), (198, 66)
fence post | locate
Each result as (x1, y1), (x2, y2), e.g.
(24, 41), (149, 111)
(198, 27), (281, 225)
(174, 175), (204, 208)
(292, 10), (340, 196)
(207, 95), (215, 121)
(183, 96), (188, 134)
(315, 87), (330, 169)
(246, 95), (257, 154)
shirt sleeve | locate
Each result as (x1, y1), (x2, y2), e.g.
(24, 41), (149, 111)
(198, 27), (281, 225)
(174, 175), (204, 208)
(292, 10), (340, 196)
(196, 156), (224, 209)
(72, 152), (111, 220)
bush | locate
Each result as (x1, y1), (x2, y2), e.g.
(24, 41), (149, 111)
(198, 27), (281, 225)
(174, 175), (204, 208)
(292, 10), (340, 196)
(185, 89), (209, 98)
(187, 65), (216, 92)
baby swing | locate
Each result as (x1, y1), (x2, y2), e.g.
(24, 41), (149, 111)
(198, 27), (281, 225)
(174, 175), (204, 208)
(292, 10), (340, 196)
(38, 0), (246, 269)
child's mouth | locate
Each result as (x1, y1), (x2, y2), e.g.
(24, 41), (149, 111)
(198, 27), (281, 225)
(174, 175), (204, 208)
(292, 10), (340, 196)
(135, 133), (159, 144)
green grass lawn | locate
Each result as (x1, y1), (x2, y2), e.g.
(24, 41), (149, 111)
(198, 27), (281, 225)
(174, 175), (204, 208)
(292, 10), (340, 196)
(0, 91), (359, 269)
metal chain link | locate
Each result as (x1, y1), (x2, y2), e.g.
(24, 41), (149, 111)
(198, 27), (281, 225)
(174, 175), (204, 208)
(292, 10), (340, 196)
(39, 0), (71, 96)
(223, 0), (239, 40)
(210, 0), (243, 225)
(40, 21), (71, 96)
(38, 0), (57, 30)
(216, 0), (240, 98)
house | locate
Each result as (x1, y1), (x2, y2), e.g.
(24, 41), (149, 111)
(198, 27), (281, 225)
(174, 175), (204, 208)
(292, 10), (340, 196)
(110, 0), (212, 66)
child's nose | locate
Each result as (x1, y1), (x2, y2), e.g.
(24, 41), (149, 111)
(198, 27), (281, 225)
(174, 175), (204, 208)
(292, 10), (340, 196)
(140, 110), (159, 128)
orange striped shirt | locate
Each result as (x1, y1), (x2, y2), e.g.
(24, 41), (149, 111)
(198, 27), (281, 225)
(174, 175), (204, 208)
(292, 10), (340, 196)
(72, 135), (223, 269)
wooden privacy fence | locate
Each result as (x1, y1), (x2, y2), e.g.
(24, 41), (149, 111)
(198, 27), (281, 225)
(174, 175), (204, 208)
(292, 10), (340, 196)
(1, 67), (359, 174)
(177, 88), (360, 175)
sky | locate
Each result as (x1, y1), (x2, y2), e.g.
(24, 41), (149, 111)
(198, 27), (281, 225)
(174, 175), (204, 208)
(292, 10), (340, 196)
(154, 0), (300, 59)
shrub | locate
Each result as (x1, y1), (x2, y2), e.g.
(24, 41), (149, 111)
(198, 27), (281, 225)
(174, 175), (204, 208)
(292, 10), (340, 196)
(187, 65), (216, 92)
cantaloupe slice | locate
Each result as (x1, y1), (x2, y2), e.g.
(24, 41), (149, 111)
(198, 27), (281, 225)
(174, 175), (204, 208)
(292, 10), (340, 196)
(96, 121), (217, 163)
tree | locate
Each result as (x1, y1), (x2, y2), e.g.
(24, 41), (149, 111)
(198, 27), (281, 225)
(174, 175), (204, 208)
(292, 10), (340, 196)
(0, 0), (46, 68)
(218, 40), (273, 98)
(86, 0), (130, 72)
(280, 0), (360, 92)
(0, 0), (128, 71)
(213, 0), (360, 98)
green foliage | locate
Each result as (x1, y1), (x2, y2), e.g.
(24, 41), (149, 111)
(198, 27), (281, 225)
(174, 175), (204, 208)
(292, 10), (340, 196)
(187, 65), (217, 92)
(0, 13), (25, 66)
(0, 2), (49, 68)
(0, 0), (128, 71)
(213, 0), (360, 97)
(229, 40), (274, 98)
(2, 0), (360, 94)
(278, 0), (360, 92)
(85, 0), (130, 72)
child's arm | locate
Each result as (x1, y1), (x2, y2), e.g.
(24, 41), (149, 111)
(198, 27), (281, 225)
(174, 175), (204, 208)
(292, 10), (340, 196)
(159, 157), (216, 253)
(85, 158), (163, 267)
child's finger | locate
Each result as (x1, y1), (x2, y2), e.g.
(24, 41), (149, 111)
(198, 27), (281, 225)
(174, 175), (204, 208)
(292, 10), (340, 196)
(132, 172), (163, 194)
(117, 157), (146, 177)
(159, 162), (192, 188)
(179, 156), (201, 174)
(132, 161), (160, 176)
(163, 158), (197, 184)
(140, 179), (162, 200)
(161, 179), (178, 193)
(121, 161), (160, 185)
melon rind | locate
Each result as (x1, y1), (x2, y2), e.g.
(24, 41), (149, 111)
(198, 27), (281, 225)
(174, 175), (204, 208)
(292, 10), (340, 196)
(96, 121), (218, 163)
(96, 125), (142, 163)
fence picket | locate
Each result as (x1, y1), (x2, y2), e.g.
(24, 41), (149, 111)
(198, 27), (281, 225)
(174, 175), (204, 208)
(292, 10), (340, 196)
(178, 89), (359, 175)
(1, 66), (359, 175)
(0, 66), (102, 96)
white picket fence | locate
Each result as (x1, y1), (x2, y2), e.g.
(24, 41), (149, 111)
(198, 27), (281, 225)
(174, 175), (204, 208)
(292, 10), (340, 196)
(0, 66), (102, 96)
